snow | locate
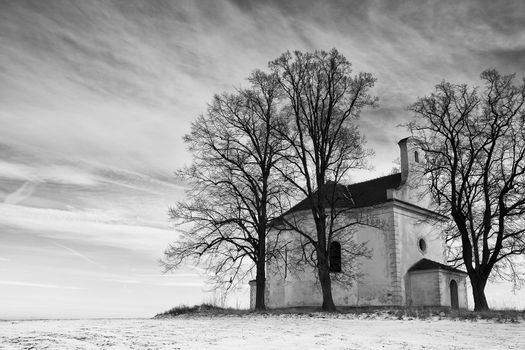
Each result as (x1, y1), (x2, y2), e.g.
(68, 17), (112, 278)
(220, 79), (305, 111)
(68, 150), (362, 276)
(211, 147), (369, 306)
(0, 314), (524, 349)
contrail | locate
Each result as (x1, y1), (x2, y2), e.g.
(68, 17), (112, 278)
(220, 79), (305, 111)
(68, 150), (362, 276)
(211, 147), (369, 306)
(50, 241), (106, 270)
(4, 181), (38, 204)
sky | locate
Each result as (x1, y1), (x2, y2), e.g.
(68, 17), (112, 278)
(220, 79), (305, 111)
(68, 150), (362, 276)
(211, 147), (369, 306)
(1, 0), (525, 319)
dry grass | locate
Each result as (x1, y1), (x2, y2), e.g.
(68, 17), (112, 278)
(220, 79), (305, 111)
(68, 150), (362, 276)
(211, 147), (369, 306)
(154, 303), (249, 318)
(155, 303), (524, 323)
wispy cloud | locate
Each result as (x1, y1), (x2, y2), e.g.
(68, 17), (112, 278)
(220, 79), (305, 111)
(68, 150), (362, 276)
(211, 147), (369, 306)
(0, 203), (177, 253)
(0, 160), (99, 186)
(154, 281), (205, 288)
(49, 241), (105, 270)
(3, 182), (38, 205)
(103, 278), (204, 288)
(0, 280), (82, 290)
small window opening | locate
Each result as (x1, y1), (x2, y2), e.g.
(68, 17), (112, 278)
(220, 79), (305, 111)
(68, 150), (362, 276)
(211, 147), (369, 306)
(418, 238), (427, 253)
(414, 151), (419, 163)
(329, 241), (342, 273)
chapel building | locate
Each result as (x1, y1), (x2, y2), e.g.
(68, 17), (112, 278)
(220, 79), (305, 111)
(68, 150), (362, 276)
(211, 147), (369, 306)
(250, 137), (468, 309)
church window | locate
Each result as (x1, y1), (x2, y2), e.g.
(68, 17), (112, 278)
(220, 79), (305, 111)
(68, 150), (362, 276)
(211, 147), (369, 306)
(414, 151), (419, 163)
(329, 241), (342, 273)
(418, 238), (427, 253)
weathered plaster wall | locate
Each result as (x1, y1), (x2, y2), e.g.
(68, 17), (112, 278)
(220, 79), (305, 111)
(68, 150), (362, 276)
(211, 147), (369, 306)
(265, 202), (449, 308)
(403, 269), (469, 308)
(351, 206), (396, 305)
(265, 205), (397, 308)
(406, 270), (440, 306)
(438, 271), (469, 309)
(249, 280), (256, 310)
(394, 205), (445, 304)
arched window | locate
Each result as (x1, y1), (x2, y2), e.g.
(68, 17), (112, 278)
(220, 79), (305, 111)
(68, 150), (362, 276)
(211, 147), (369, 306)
(450, 280), (459, 309)
(329, 241), (342, 273)
(414, 151), (419, 163)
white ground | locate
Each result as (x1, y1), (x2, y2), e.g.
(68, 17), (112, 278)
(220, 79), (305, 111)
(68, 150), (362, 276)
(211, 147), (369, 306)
(0, 314), (523, 349)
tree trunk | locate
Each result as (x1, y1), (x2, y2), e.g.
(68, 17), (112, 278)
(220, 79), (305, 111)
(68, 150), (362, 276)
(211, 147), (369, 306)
(254, 229), (266, 311)
(470, 274), (489, 311)
(317, 252), (336, 311)
(254, 265), (266, 311)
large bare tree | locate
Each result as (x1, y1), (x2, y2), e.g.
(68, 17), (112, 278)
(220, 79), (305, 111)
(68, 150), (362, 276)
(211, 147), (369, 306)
(161, 71), (290, 310)
(408, 69), (525, 310)
(269, 49), (377, 311)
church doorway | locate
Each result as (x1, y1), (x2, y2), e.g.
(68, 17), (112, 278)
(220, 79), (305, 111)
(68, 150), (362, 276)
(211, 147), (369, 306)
(450, 279), (459, 309)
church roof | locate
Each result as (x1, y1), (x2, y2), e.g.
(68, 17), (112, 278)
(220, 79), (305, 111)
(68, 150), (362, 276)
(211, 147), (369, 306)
(408, 259), (467, 274)
(285, 173), (402, 214)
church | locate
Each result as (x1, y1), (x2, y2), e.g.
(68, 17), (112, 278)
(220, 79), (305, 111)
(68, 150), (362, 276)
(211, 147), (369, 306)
(250, 137), (468, 309)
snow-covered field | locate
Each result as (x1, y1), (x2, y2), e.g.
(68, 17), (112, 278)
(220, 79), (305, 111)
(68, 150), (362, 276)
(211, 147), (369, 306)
(1, 314), (523, 349)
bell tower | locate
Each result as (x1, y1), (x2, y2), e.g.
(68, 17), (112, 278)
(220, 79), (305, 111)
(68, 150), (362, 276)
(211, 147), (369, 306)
(398, 137), (423, 185)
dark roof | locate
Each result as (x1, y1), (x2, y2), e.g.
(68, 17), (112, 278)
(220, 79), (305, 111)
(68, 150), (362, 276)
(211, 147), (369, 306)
(408, 259), (467, 274)
(286, 173), (402, 214)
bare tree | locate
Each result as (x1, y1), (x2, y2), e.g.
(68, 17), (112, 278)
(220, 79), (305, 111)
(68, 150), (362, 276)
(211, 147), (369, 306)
(161, 71), (290, 310)
(274, 185), (373, 293)
(408, 69), (525, 310)
(269, 49), (377, 311)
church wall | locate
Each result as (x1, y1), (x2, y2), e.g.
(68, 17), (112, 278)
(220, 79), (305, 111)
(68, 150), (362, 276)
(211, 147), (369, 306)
(406, 270), (441, 306)
(265, 211), (318, 308)
(349, 206), (396, 305)
(394, 205), (445, 304)
(438, 271), (469, 309)
(264, 202), (451, 309)
(265, 205), (397, 308)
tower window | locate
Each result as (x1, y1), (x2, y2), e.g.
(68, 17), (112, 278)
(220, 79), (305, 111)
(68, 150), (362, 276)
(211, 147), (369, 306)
(329, 241), (342, 273)
(414, 151), (419, 163)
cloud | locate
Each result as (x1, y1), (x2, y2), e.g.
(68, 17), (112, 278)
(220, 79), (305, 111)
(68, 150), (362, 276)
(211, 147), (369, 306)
(1, 0), (524, 182)
(478, 47), (525, 73)
(104, 278), (141, 284)
(0, 280), (82, 290)
(103, 278), (204, 288)
(154, 281), (205, 287)
(0, 203), (177, 254)
(0, 160), (99, 186)
(3, 182), (38, 205)
(0, 161), (35, 181)
(49, 241), (105, 270)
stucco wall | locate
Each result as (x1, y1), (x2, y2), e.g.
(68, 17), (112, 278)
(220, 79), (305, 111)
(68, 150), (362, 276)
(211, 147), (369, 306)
(351, 207), (396, 305)
(438, 271), (469, 309)
(249, 280), (256, 310)
(265, 201), (451, 308)
(394, 205), (445, 304)
(404, 269), (469, 308)
(406, 270), (440, 306)
(265, 205), (397, 308)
